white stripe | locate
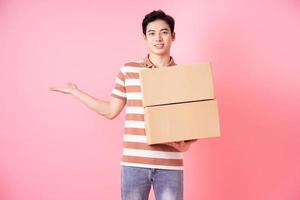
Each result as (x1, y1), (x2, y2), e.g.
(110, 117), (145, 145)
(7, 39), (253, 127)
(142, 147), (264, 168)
(120, 66), (126, 74)
(126, 106), (144, 114)
(126, 92), (142, 100)
(124, 120), (144, 128)
(123, 134), (146, 143)
(116, 77), (125, 86)
(121, 162), (184, 170)
(125, 79), (141, 86)
(123, 148), (183, 159)
(123, 66), (147, 73)
(112, 89), (126, 98)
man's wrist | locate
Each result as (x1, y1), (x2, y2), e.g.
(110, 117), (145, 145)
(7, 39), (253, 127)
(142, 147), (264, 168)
(71, 88), (81, 97)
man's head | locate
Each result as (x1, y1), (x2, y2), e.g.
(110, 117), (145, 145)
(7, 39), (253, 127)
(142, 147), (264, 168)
(142, 10), (175, 56)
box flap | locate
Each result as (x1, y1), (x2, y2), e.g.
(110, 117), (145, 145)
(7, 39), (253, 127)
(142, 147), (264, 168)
(140, 63), (215, 107)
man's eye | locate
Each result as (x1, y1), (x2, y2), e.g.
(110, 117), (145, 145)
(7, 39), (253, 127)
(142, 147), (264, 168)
(163, 31), (168, 34)
(148, 32), (155, 35)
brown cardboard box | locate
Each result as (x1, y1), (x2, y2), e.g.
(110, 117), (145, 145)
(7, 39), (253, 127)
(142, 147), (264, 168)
(144, 100), (220, 144)
(140, 63), (214, 107)
(139, 63), (220, 144)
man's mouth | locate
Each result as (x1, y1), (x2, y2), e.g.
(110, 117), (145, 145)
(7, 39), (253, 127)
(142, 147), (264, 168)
(154, 44), (164, 49)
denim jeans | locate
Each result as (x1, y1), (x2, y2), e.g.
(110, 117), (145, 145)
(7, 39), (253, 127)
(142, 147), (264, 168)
(121, 166), (183, 200)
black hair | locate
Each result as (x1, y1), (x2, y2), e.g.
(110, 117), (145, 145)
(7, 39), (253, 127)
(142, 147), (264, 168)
(142, 10), (175, 35)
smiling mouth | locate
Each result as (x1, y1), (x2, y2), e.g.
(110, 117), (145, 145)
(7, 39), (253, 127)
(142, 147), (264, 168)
(154, 44), (164, 48)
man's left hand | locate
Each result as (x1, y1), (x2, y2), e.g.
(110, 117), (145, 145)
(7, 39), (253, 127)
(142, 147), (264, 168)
(164, 139), (198, 152)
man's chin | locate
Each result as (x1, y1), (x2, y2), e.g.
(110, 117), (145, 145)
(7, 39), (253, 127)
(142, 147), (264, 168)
(150, 50), (168, 56)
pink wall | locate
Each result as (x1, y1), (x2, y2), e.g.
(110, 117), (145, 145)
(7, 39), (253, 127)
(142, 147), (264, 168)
(1, 0), (299, 199)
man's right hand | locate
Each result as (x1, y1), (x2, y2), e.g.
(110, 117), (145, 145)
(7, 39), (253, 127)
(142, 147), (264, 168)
(49, 82), (126, 119)
(49, 82), (79, 95)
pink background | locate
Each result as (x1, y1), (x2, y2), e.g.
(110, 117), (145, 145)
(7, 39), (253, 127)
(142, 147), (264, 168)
(1, 0), (300, 199)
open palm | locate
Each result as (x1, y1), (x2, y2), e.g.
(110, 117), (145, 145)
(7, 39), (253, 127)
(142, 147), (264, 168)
(49, 82), (78, 94)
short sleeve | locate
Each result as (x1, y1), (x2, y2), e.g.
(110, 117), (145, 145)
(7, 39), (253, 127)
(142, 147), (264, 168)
(111, 67), (127, 100)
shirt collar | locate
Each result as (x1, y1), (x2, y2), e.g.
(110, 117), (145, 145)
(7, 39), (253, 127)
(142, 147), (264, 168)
(143, 54), (176, 68)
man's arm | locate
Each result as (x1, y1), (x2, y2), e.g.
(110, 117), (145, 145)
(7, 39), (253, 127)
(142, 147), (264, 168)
(49, 82), (126, 119)
(164, 140), (198, 152)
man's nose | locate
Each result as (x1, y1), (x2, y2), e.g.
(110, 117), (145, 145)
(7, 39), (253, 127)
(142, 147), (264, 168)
(155, 33), (162, 41)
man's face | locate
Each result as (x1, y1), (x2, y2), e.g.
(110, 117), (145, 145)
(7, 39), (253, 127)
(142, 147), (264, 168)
(144, 19), (175, 56)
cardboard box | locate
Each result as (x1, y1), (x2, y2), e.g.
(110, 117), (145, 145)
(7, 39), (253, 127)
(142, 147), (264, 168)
(140, 63), (214, 107)
(144, 100), (220, 144)
(139, 63), (220, 144)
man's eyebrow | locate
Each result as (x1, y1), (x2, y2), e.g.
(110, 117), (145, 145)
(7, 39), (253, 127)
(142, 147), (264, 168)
(147, 28), (169, 33)
(160, 28), (169, 31)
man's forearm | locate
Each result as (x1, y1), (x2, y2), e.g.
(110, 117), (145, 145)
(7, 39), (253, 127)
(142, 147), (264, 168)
(72, 88), (111, 118)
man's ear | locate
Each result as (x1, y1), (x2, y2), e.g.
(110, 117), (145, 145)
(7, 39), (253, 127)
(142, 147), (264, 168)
(172, 32), (176, 41)
(143, 34), (148, 45)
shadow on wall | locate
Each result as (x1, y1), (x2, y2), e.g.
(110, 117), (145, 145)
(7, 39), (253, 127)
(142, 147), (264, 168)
(0, 175), (13, 200)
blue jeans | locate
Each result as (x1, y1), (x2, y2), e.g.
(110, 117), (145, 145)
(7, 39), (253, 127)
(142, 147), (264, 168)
(121, 166), (183, 200)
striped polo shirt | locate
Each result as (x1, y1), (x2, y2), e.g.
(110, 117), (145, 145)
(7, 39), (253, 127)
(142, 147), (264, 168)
(111, 55), (184, 170)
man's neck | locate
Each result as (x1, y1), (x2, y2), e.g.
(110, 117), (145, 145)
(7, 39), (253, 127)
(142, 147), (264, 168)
(148, 53), (171, 68)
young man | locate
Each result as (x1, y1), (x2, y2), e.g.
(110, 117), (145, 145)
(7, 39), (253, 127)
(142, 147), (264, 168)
(50, 10), (195, 200)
